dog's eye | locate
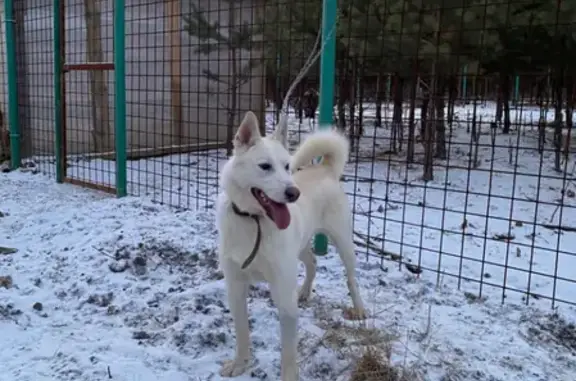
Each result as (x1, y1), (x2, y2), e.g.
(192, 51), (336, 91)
(258, 163), (272, 171)
(284, 164), (290, 171)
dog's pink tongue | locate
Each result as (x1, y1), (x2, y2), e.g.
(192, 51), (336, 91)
(269, 203), (291, 230)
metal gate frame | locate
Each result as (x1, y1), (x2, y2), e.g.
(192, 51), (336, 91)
(53, 0), (127, 197)
(3, 0), (20, 170)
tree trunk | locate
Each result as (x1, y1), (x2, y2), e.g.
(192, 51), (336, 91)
(423, 65), (437, 182)
(336, 63), (348, 130)
(348, 59), (357, 152)
(407, 71), (418, 163)
(391, 73), (404, 152)
(565, 74), (574, 156)
(357, 69), (365, 138)
(536, 77), (545, 108)
(420, 97), (429, 139)
(471, 73), (477, 105)
(296, 90), (304, 125)
(447, 74), (457, 131)
(265, 68), (282, 124)
(496, 83), (503, 125)
(434, 75), (447, 159)
(374, 71), (384, 127)
(501, 72), (511, 134)
(337, 94), (346, 130)
(553, 68), (564, 172)
(84, 0), (112, 153)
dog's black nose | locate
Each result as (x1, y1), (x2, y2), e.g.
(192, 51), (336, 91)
(284, 186), (300, 203)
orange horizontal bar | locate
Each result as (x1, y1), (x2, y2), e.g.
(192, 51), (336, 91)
(64, 62), (114, 71)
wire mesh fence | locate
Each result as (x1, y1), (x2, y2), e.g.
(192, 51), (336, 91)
(122, 0), (265, 208)
(331, 0), (576, 309)
(5, 0), (576, 308)
(55, 1), (116, 191)
(13, 0), (56, 176)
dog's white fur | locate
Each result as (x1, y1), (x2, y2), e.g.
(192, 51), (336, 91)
(216, 111), (366, 381)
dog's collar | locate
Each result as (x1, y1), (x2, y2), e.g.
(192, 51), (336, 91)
(231, 203), (262, 270)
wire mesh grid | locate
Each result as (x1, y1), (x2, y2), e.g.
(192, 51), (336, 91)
(59, 0), (116, 191)
(13, 0), (576, 308)
(121, 0), (268, 209)
(16, 0), (55, 176)
(329, 0), (576, 308)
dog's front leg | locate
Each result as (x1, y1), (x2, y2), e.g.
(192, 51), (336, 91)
(270, 280), (299, 381)
(220, 271), (251, 377)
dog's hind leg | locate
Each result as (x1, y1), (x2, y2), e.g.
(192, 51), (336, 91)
(298, 247), (317, 304)
(323, 211), (366, 320)
(220, 267), (252, 377)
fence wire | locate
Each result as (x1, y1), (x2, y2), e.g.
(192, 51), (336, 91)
(9, 0), (576, 308)
(14, 0), (55, 177)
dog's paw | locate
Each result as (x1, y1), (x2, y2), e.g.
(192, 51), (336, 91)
(281, 364), (299, 381)
(297, 287), (312, 305)
(220, 358), (250, 377)
(342, 307), (367, 321)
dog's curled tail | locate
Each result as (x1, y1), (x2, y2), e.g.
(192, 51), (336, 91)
(291, 129), (350, 178)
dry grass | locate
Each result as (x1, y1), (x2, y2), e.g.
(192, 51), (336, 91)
(309, 301), (422, 381)
(347, 332), (421, 381)
(350, 347), (403, 381)
(0, 275), (13, 289)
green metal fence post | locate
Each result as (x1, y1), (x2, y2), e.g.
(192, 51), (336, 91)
(4, 0), (20, 170)
(314, 0), (337, 256)
(53, 0), (64, 182)
(114, 0), (127, 197)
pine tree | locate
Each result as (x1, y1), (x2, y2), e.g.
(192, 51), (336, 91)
(183, 0), (262, 155)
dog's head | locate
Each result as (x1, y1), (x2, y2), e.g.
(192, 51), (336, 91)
(222, 111), (300, 230)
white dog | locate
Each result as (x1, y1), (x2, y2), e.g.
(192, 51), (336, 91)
(216, 110), (366, 381)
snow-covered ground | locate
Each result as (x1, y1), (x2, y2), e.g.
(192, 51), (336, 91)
(2, 171), (576, 381)
(1, 102), (574, 380)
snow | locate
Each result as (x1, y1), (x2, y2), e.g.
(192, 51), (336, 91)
(1, 102), (575, 380)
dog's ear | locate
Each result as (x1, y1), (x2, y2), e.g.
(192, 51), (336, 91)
(234, 111), (261, 149)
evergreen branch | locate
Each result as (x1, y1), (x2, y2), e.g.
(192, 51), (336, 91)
(229, 22), (261, 50)
(202, 69), (228, 84)
(201, 58), (261, 90)
(183, 3), (227, 44)
(194, 42), (227, 55)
